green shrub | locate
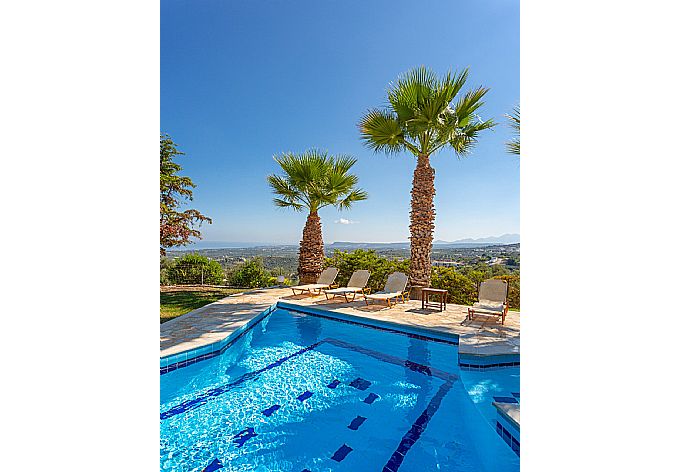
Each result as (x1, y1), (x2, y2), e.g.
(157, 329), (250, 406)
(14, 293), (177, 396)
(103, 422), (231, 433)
(430, 267), (477, 305)
(492, 274), (520, 309)
(166, 254), (224, 285)
(323, 249), (520, 309)
(227, 257), (274, 288)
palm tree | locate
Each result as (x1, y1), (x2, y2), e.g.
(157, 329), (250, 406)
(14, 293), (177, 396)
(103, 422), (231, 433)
(506, 105), (520, 156)
(267, 150), (367, 283)
(359, 66), (494, 293)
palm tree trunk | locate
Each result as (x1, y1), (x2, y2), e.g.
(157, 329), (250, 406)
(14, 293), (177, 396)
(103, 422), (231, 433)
(409, 154), (435, 297)
(299, 211), (324, 284)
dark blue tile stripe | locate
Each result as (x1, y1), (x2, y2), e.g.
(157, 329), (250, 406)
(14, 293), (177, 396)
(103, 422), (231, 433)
(165, 333), (461, 471)
(349, 377), (371, 390)
(262, 404), (280, 417)
(326, 338), (458, 382)
(327, 379), (340, 388)
(363, 393), (379, 404)
(458, 361), (520, 370)
(493, 396), (518, 404)
(331, 444), (353, 462)
(232, 427), (257, 448)
(160, 341), (323, 420)
(162, 303), (458, 376)
(496, 421), (520, 456)
(202, 458), (223, 471)
(283, 306), (457, 346)
(382, 379), (455, 472)
(347, 415), (367, 431)
(162, 336), (458, 421)
(404, 360), (432, 376)
(297, 390), (313, 401)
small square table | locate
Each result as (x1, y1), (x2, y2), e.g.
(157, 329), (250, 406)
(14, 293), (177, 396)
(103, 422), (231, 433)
(421, 288), (448, 311)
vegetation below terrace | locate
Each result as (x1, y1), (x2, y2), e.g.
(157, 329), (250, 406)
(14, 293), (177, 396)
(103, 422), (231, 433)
(161, 244), (519, 311)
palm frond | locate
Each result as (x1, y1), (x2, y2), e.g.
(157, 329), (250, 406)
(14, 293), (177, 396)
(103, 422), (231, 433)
(360, 66), (493, 158)
(268, 149), (368, 213)
(505, 105), (520, 156)
(359, 109), (408, 154)
(272, 197), (305, 211)
(337, 188), (368, 210)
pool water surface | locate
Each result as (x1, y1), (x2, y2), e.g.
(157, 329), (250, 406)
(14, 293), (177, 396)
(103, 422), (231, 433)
(160, 308), (519, 471)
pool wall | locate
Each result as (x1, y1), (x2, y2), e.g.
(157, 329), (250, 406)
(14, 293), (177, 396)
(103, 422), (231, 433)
(160, 301), (519, 374)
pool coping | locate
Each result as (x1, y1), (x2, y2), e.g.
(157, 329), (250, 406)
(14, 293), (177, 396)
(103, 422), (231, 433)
(161, 301), (520, 373)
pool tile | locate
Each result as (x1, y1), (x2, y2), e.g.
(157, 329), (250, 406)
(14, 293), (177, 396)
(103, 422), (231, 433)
(202, 458), (223, 471)
(511, 392), (520, 398)
(347, 415), (367, 431)
(262, 404), (281, 417)
(331, 444), (353, 462)
(232, 427), (257, 447)
(493, 396), (518, 404)
(363, 393), (379, 404)
(404, 360), (432, 376)
(349, 378), (371, 390)
(327, 379), (340, 388)
(297, 391), (313, 401)
(511, 437), (520, 453)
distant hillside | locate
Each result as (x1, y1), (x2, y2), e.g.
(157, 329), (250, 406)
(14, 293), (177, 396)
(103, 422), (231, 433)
(329, 235), (520, 250)
(328, 241), (409, 250)
(434, 233), (520, 245)
(179, 234), (519, 251)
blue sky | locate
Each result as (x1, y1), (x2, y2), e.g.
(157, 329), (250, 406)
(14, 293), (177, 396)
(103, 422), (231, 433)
(161, 0), (519, 245)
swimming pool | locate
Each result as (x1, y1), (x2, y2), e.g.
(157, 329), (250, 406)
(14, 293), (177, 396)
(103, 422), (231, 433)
(160, 307), (520, 471)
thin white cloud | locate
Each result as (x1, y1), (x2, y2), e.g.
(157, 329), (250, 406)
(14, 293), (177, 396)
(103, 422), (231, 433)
(334, 218), (357, 225)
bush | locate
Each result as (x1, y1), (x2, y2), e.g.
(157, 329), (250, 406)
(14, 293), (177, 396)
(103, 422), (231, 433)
(166, 254), (224, 285)
(430, 267), (477, 305)
(492, 274), (520, 309)
(323, 249), (520, 309)
(324, 249), (409, 292)
(227, 257), (274, 288)
(160, 257), (174, 285)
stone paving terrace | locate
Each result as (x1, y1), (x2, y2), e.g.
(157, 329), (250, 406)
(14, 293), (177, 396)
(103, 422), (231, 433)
(160, 287), (520, 363)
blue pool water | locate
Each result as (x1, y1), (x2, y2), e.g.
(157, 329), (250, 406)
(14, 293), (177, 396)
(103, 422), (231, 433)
(160, 308), (520, 471)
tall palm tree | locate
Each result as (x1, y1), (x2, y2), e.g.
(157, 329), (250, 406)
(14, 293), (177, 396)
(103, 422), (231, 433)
(267, 150), (367, 283)
(506, 105), (520, 156)
(360, 66), (494, 293)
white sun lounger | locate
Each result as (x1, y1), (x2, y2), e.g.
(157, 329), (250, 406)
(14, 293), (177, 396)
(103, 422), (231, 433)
(363, 272), (409, 308)
(290, 267), (339, 296)
(468, 279), (509, 324)
(324, 270), (371, 302)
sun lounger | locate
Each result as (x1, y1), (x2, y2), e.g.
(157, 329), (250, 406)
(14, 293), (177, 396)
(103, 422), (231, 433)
(324, 270), (371, 302)
(363, 272), (409, 307)
(290, 267), (339, 296)
(468, 279), (509, 324)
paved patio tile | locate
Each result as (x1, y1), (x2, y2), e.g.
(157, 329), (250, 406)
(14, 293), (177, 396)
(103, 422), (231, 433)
(160, 287), (520, 361)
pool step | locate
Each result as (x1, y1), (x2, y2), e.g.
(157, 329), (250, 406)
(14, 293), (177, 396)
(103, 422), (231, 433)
(493, 401), (520, 456)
